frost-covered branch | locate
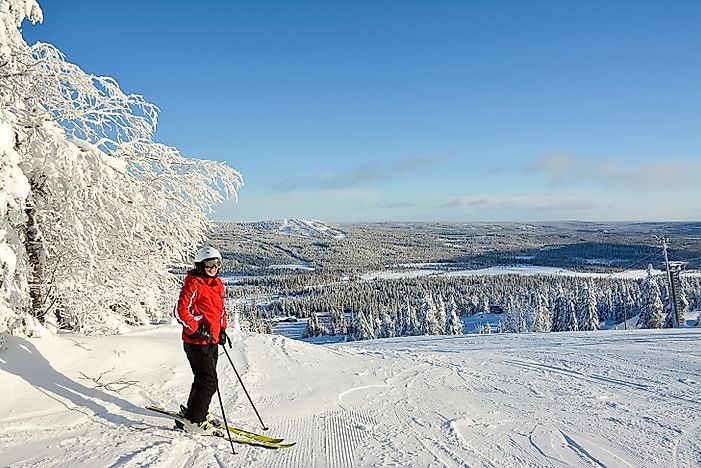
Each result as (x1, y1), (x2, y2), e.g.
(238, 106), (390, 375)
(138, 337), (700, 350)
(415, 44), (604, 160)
(0, 0), (244, 336)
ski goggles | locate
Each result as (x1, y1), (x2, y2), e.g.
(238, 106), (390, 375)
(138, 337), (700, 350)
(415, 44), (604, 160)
(203, 259), (222, 269)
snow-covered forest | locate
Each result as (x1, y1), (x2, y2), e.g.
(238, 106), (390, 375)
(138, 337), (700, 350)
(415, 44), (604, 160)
(0, 0), (242, 340)
(232, 266), (701, 340)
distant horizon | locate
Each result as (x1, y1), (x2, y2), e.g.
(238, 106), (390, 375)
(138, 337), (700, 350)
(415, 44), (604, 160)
(214, 217), (701, 225)
(25, 1), (701, 222)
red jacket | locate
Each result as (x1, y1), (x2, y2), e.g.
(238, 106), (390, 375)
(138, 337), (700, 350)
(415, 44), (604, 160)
(174, 272), (227, 345)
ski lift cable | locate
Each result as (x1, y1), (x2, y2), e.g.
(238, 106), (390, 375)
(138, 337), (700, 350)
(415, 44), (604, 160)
(604, 252), (660, 280)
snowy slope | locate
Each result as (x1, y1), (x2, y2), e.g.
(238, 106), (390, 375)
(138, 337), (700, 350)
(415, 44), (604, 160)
(2, 326), (701, 467)
(363, 264), (672, 281)
(279, 218), (347, 240)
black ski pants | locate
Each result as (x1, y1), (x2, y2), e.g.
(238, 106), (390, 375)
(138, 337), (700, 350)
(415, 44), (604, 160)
(183, 342), (219, 423)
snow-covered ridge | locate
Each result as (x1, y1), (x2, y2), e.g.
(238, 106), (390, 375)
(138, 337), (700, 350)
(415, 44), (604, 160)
(279, 218), (347, 240)
(366, 264), (672, 281)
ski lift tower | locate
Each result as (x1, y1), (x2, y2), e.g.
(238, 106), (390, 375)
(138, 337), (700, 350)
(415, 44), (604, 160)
(655, 235), (688, 327)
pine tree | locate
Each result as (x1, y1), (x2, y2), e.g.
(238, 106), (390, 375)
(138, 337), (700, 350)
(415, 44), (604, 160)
(552, 285), (569, 332)
(552, 286), (577, 332)
(445, 295), (463, 335)
(395, 299), (409, 336)
(578, 281), (600, 331)
(665, 287), (689, 328)
(435, 295), (447, 334)
(304, 310), (323, 338)
(480, 296), (490, 313)
(563, 297), (579, 332)
(533, 293), (551, 332)
(407, 299), (420, 335)
(418, 294), (441, 335)
(502, 294), (520, 333)
(378, 308), (395, 338)
(638, 268), (663, 329)
(328, 307), (347, 336)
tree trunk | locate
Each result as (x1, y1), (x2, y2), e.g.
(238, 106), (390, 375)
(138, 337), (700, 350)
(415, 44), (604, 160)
(24, 194), (45, 322)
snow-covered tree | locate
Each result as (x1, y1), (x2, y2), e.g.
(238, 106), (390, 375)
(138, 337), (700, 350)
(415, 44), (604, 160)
(355, 309), (376, 341)
(378, 308), (395, 339)
(0, 1), (41, 339)
(304, 311), (324, 338)
(664, 286), (688, 328)
(418, 294), (441, 335)
(578, 281), (599, 331)
(406, 299), (420, 336)
(435, 295), (447, 334)
(479, 296), (490, 313)
(532, 293), (551, 332)
(563, 298), (579, 332)
(0, 1), (243, 336)
(0, 119), (31, 337)
(328, 307), (347, 336)
(445, 295), (463, 335)
(552, 286), (577, 332)
(502, 294), (526, 333)
(638, 268), (663, 329)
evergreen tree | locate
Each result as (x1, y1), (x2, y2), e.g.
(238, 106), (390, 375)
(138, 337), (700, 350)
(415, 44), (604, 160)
(445, 295), (463, 335)
(355, 308), (376, 340)
(638, 268), (663, 329)
(480, 296), (490, 313)
(396, 299), (409, 336)
(578, 281), (600, 331)
(407, 299), (420, 335)
(679, 293), (689, 326)
(533, 293), (551, 332)
(552, 287), (577, 332)
(328, 307), (347, 336)
(304, 312), (324, 338)
(418, 294), (441, 335)
(435, 295), (447, 334)
(665, 287), (689, 328)
(502, 294), (521, 333)
(563, 297), (579, 332)
(378, 308), (395, 338)
(552, 285), (569, 332)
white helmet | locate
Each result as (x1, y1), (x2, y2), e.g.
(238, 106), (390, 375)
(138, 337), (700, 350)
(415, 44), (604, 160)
(194, 246), (222, 263)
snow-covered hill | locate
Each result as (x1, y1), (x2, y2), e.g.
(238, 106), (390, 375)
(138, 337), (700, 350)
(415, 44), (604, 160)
(2, 326), (700, 467)
(279, 218), (347, 240)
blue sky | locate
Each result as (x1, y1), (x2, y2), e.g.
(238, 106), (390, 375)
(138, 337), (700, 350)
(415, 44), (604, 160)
(24, 1), (700, 222)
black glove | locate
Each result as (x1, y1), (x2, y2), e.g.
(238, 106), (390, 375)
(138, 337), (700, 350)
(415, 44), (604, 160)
(219, 329), (230, 347)
(191, 323), (212, 342)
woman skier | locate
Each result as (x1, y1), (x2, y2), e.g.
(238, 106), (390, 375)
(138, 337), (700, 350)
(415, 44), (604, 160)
(174, 245), (229, 431)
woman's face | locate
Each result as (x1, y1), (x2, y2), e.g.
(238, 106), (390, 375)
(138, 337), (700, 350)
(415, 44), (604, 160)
(202, 258), (221, 277)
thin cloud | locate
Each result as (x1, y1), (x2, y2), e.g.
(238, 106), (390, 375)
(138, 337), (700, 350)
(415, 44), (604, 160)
(384, 202), (419, 209)
(435, 196), (600, 213)
(275, 153), (452, 191)
(438, 198), (488, 209)
(526, 153), (701, 189)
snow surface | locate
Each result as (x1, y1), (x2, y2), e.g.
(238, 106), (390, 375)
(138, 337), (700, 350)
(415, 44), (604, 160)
(269, 264), (316, 271)
(363, 264), (675, 281)
(279, 219), (347, 240)
(2, 325), (701, 467)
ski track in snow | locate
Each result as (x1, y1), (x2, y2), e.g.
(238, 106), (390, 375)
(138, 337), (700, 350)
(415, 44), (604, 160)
(2, 327), (701, 467)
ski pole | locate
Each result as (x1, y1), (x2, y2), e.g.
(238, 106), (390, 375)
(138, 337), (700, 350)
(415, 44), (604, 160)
(221, 344), (269, 431)
(209, 346), (236, 455)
